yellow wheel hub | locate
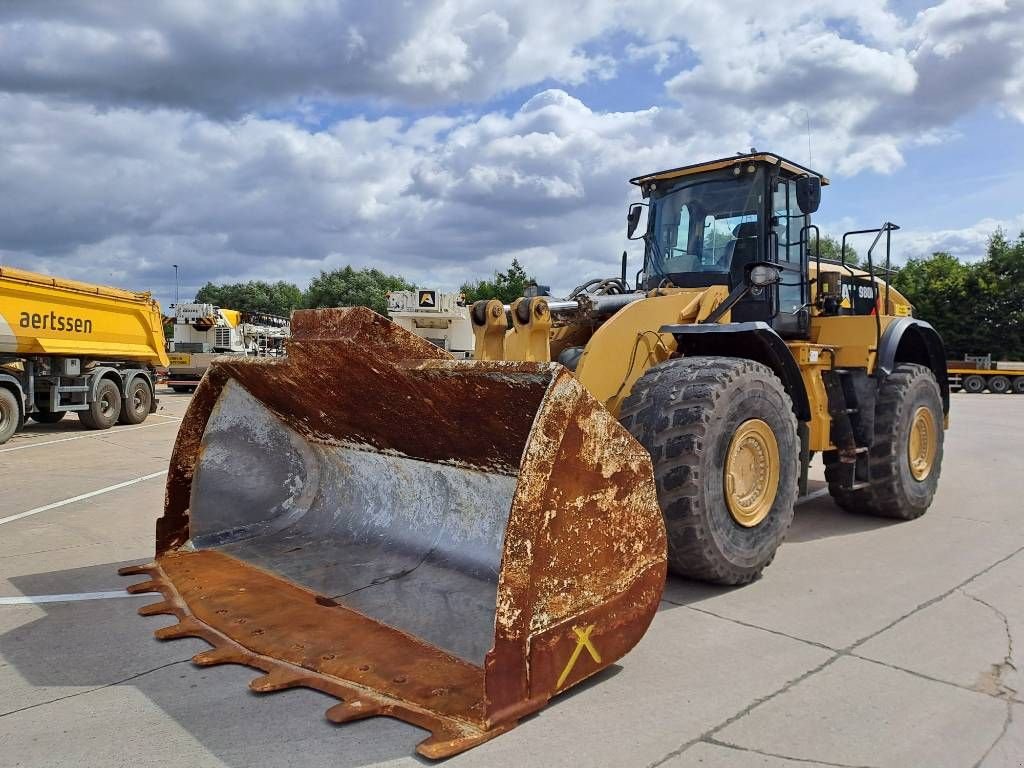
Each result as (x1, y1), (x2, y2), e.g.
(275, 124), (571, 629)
(724, 419), (780, 527)
(907, 406), (937, 481)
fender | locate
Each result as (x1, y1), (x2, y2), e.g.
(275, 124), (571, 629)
(661, 321), (812, 422)
(88, 366), (124, 402)
(877, 317), (949, 414)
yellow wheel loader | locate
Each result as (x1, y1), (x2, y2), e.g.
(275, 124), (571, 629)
(122, 151), (948, 757)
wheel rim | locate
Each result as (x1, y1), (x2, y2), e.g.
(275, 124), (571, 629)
(907, 406), (937, 481)
(724, 418), (780, 527)
(133, 386), (146, 412)
(100, 395), (113, 417)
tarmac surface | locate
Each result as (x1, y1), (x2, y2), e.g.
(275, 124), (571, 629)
(0, 389), (1021, 768)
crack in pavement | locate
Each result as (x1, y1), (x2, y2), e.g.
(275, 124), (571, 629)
(703, 736), (878, 768)
(961, 589), (1018, 768)
(647, 543), (1024, 768)
(0, 658), (191, 720)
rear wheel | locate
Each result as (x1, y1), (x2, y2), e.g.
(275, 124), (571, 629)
(30, 408), (66, 424)
(0, 387), (20, 445)
(988, 375), (1010, 394)
(620, 356), (799, 585)
(1014, 377), (1024, 394)
(961, 374), (986, 393)
(826, 363), (943, 520)
(118, 378), (152, 424)
(79, 379), (121, 430)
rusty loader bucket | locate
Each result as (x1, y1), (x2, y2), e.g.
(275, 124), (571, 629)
(121, 308), (666, 758)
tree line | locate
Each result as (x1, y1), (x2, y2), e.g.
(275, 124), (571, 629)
(192, 260), (534, 317)
(190, 231), (1024, 362)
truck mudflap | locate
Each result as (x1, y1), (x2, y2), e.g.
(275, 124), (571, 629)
(121, 307), (666, 758)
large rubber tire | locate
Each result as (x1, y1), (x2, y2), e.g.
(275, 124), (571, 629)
(1014, 377), (1024, 394)
(0, 387), (20, 445)
(620, 356), (799, 585)
(961, 374), (985, 393)
(118, 377), (152, 425)
(79, 378), (122, 430)
(30, 409), (66, 424)
(988, 375), (1010, 394)
(825, 363), (943, 520)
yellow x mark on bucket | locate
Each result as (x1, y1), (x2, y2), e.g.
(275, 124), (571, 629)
(556, 624), (603, 689)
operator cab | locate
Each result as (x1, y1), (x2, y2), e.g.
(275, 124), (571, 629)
(629, 152), (826, 339)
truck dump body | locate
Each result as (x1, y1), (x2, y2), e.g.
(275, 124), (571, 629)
(0, 265), (168, 366)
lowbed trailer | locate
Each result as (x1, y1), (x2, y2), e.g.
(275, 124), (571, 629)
(948, 356), (1024, 394)
(0, 265), (168, 444)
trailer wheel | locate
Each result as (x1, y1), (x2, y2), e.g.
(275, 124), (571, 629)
(620, 356), (798, 585)
(1014, 378), (1024, 394)
(0, 387), (20, 445)
(987, 375), (1010, 394)
(118, 378), (152, 425)
(961, 374), (986, 393)
(170, 385), (190, 394)
(79, 379), (122, 430)
(826, 363), (943, 520)
(30, 409), (66, 424)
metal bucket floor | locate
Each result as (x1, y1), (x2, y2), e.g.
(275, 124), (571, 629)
(189, 380), (517, 664)
(121, 551), (509, 759)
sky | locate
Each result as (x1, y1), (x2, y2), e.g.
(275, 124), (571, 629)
(1, 0), (1022, 308)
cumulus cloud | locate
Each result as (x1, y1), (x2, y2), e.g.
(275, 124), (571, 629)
(0, 1), (1022, 304)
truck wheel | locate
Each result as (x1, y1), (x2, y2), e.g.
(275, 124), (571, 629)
(30, 409), (66, 424)
(79, 379), (122, 430)
(1014, 378), (1024, 394)
(987, 375), (1010, 394)
(0, 388), (20, 445)
(170, 385), (189, 394)
(620, 356), (799, 585)
(961, 374), (985, 393)
(825, 363), (943, 520)
(118, 378), (152, 425)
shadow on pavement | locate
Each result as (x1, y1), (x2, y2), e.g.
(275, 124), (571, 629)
(0, 560), (425, 768)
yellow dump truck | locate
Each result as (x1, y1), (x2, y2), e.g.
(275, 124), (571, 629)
(0, 265), (168, 444)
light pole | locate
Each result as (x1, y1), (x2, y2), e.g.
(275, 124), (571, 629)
(173, 264), (179, 305)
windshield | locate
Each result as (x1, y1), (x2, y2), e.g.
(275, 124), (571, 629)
(647, 171), (763, 281)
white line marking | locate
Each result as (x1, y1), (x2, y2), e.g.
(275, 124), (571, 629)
(0, 470), (168, 526)
(796, 487), (831, 505)
(0, 419), (180, 453)
(0, 591), (146, 605)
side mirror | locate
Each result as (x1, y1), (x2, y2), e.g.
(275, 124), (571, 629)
(626, 203), (645, 239)
(796, 175), (821, 214)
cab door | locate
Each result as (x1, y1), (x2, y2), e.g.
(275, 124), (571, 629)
(771, 179), (809, 338)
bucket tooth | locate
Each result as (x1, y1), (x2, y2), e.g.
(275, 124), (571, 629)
(126, 579), (161, 595)
(118, 563), (156, 577)
(192, 647), (244, 667)
(324, 698), (384, 723)
(249, 667), (305, 693)
(138, 600), (176, 617)
(155, 616), (204, 641)
(122, 308), (667, 758)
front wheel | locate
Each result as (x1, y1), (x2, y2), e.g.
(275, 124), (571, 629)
(620, 356), (799, 585)
(826, 363), (943, 520)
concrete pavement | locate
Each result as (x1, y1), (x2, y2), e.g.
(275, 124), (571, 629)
(0, 391), (1021, 767)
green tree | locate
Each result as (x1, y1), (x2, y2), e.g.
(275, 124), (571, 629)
(890, 230), (1024, 360)
(817, 235), (859, 266)
(461, 259), (533, 304)
(194, 280), (303, 317)
(304, 266), (413, 315)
